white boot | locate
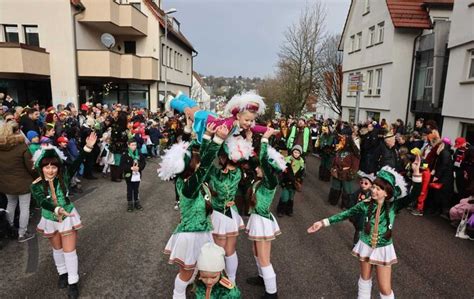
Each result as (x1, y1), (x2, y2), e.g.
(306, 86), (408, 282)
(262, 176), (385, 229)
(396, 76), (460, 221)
(357, 276), (372, 299)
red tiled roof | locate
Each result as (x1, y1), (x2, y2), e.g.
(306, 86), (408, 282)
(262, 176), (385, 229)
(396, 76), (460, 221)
(143, 0), (196, 52)
(386, 0), (432, 29)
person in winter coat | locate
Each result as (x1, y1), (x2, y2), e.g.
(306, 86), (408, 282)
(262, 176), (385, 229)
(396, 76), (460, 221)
(120, 139), (146, 212)
(359, 123), (380, 174)
(374, 132), (403, 173)
(328, 135), (360, 208)
(316, 124), (335, 181)
(0, 121), (38, 242)
(287, 118), (310, 155)
(453, 137), (469, 198)
(276, 145), (305, 217)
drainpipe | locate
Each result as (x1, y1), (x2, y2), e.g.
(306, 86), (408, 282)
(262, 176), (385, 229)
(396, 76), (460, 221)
(405, 31), (423, 126)
(191, 50), (198, 95)
(72, 2), (86, 107)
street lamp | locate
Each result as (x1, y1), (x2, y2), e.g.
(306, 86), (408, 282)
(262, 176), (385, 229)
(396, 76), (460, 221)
(164, 8), (177, 111)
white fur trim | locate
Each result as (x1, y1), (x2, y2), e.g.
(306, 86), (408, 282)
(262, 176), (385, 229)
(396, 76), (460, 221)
(224, 90), (266, 116)
(32, 144), (68, 165)
(379, 166), (408, 199)
(54, 206), (61, 216)
(203, 134), (211, 140)
(261, 138), (269, 144)
(184, 126), (192, 134)
(225, 135), (254, 162)
(83, 145), (92, 153)
(322, 219), (330, 227)
(412, 175), (422, 183)
(157, 141), (190, 181)
(267, 145), (287, 171)
(213, 136), (224, 145)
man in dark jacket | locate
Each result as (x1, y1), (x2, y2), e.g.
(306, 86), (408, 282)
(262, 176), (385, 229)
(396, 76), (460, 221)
(360, 123), (381, 174)
(374, 132), (403, 172)
(20, 108), (41, 135)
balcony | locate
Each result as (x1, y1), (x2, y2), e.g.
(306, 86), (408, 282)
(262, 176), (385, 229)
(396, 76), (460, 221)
(78, 0), (147, 36)
(0, 43), (50, 76)
(77, 50), (158, 81)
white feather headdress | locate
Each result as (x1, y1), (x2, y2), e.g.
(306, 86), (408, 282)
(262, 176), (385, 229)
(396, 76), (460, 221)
(32, 144), (67, 169)
(224, 90), (266, 116)
(377, 166), (408, 201)
(225, 135), (254, 162)
(266, 145), (287, 172)
(157, 141), (191, 181)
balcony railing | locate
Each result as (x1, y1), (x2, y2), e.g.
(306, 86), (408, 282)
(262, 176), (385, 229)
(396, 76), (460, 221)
(78, 0), (147, 36)
(0, 42), (50, 76)
(77, 50), (158, 81)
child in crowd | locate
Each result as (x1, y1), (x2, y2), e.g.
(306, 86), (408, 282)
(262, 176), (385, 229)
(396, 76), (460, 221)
(98, 131), (112, 177)
(193, 242), (241, 299)
(27, 130), (41, 155)
(41, 124), (56, 145)
(120, 139), (146, 212)
(276, 145), (305, 217)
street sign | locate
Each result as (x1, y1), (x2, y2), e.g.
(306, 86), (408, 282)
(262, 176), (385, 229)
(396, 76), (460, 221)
(348, 74), (363, 92)
(275, 102), (281, 113)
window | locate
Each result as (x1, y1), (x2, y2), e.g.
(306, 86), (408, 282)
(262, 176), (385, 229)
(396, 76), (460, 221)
(367, 70), (374, 95)
(356, 32), (362, 51)
(377, 22), (384, 43)
(161, 44), (166, 66)
(364, 0), (370, 14)
(24, 25), (39, 46)
(4, 25), (19, 43)
(130, 2), (141, 11)
(348, 109), (355, 123)
(168, 47), (172, 67)
(368, 26), (375, 47)
(366, 111), (380, 122)
(375, 68), (383, 95)
(350, 35), (355, 52)
(124, 41), (136, 54)
(468, 50), (474, 79)
(462, 123), (474, 145)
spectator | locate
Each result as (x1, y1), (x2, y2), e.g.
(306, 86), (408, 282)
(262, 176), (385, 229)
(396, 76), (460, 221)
(3, 94), (18, 111)
(26, 130), (41, 155)
(359, 123), (380, 174)
(287, 118), (310, 155)
(0, 121), (37, 242)
(374, 132), (403, 172)
(20, 108), (40, 135)
(453, 137), (469, 198)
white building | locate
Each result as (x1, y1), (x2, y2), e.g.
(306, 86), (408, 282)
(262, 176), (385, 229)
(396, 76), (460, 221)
(339, 0), (452, 125)
(441, 0), (474, 143)
(191, 71), (211, 110)
(0, 0), (195, 111)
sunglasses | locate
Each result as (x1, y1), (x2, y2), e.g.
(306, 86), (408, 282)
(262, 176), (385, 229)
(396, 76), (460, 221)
(360, 181), (372, 186)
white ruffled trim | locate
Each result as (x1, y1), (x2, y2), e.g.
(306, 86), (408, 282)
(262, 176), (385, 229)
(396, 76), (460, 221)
(225, 135), (254, 162)
(32, 144), (68, 165)
(157, 141), (190, 181)
(267, 145), (287, 171)
(224, 90), (266, 116)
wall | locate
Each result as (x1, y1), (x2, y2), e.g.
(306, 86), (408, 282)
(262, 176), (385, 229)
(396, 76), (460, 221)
(0, 0), (78, 107)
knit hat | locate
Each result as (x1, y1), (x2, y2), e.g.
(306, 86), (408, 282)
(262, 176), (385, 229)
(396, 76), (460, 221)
(454, 137), (466, 148)
(56, 136), (69, 144)
(196, 242), (226, 272)
(27, 131), (39, 142)
(442, 137), (452, 147)
(357, 170), (376, 183)
(375, 166), (407, 201)
(291, 145), (303, 154)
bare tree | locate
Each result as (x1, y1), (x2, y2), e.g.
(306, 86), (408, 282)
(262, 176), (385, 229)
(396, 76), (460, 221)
(277, 1), (326, 116)
(318, 34), (343, 115)
(257, 77), (284, 120)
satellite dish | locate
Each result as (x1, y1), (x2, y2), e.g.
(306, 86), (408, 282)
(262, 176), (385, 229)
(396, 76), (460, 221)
(101, 33), (116, 49)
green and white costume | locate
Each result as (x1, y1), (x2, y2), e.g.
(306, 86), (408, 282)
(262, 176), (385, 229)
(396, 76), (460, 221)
(322, 174), (422, 266)
(246, 139), (282, 241)
(194, 276), (241, 299)
(164, 135), (224, 270)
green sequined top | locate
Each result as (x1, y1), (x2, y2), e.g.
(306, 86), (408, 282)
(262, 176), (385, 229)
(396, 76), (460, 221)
(31, 149), (88, 222)
(174, 137), (223, 234)
(208, 165), (242, 214)
(324, 181), (421, 248)
(194, 279), (241, 299)
(250, 141), (279, 221)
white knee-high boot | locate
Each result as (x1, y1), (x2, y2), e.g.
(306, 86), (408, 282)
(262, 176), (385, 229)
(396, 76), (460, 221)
(224, 252), (238, 283)
(261, 264), (277, 294)
(358, 276), (372, 299)
(53, 248), (67, 275)
(380, 291), (394, 299)
(63, 250), (79, 284)
(173, 274), (189, 299)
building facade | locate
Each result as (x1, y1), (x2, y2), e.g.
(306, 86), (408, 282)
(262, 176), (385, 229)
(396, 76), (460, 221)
(441, 0), (474, 143)
(0, 0), (195, 111)
(339, 0), (452, 126)
(191, 71), (211, 111)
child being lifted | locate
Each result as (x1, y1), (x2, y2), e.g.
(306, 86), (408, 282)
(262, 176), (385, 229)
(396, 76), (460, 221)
(170, 91), (269, 143)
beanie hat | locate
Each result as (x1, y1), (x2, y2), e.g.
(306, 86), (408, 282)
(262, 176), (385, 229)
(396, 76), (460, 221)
(196, 242), (226, 272)
(57, 136), (69, 144)
(442, 137), (452, 147)
(26, 130), (39, 142)
(291, 145), (303, 154)
(454, 137), (466, 148)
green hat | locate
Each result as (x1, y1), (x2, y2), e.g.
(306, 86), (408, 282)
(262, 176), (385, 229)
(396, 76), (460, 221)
(376, 166), (407, 201)
(32, 145), (67, 170)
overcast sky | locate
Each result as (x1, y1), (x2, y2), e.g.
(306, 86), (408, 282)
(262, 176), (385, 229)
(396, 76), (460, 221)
(163, 0), (350, 78)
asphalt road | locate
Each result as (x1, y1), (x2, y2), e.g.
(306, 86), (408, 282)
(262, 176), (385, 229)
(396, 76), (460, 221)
(1, 156), (473, 298)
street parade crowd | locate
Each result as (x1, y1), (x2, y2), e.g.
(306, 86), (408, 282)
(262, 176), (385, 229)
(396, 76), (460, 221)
(0, 90), (473, 299)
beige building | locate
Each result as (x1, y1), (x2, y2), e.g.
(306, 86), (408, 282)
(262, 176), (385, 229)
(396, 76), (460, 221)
(0, 0), (195, 111)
